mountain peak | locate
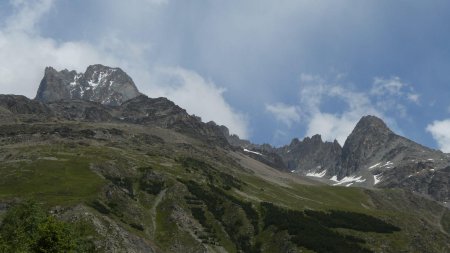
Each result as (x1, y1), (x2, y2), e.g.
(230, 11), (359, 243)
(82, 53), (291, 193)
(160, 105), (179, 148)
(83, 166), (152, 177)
(44, 66), (56, 73)
(353, 115), (391, 134)
(339, 115), (394, 176)
(35, 64), (141, 106)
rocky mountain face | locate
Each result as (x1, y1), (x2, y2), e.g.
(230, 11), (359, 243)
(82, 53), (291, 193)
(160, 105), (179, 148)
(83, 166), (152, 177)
(277, 135), (342, 173)
(335, 116), (450, 202)
(338, 116), (395, 177)
(35, 64), (141, 106)
(31, 64), (230, 146)
(118, 95), (229, 146)
(0, 94), (230, 148)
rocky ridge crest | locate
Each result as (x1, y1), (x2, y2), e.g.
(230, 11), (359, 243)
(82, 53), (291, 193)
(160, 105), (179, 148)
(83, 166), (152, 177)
(35, 64), (141, 106)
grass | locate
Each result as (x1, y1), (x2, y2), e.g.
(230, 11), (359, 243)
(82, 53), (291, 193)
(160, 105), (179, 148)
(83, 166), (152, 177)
(237, 172), (371, 213)
(0, 156), (104, 205)
(155, 190), (203, 252)
(0, 132), (448, 252)
(442, 209), (450, 234)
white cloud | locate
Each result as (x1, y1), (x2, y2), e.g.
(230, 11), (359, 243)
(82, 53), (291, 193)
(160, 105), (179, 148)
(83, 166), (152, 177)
(141, 67), (249, 138)
(407, 93), (420, 103)
(267, 74), (414, 145)
(0, 0), (119, 98)
(299, 79), (382, 144)
(265, 103), (300, 127)
(266, 73), (383, 144)
(306, 113), (359, 145)
(371, 76), (420, 105)
(371, 76), (405, 96)
(0, 32), (120, 97)
(426, 119), (450, 152)
(0, 0), (249, 139)
(5, 0), (54, 33)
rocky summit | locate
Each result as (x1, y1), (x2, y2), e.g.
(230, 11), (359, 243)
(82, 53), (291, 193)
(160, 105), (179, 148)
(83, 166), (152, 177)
(0, 65), (449, 253)
(35, 64), (141, 106)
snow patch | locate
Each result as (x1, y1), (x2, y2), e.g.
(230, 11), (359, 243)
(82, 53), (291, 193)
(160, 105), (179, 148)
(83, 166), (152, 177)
(88, 71), (111, 88)
(345, 183), (353, 187)
(243, 148), (263, 156)
(88, 80), (97, 87)
(69, 74), (82, 86)
(368, 162), (381, 170)
(306, 170), (327, 178)
(331, 175), (366, 186)
(373, 174), (382, 185)
(368, 161), (393, 170)
(382, 161), (393, 167)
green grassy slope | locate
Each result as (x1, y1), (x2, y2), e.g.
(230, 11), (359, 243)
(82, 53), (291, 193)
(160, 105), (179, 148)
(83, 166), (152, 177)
(0, 122), (449, 252)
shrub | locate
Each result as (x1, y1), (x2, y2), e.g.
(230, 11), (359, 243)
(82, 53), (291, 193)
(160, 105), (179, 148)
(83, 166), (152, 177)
(261, 202), (373, 253)
(0, 201), (96, 253)
(304, 210), (400, 233)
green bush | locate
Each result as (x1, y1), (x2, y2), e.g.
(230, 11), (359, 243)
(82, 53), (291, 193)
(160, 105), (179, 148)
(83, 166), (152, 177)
(190, 207), (207, 226)
(178, 157), (242, 190)
(304, 210), (400, 233)
(261, 202), (373, 253)
(185, 181), (258, 252)
(211, 186), (259, 233)
(139, 169), (166, 195)
(0, 201), (95, 253)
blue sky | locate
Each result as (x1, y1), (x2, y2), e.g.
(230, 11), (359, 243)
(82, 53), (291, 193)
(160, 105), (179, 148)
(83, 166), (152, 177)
(1, 0), (450, 151)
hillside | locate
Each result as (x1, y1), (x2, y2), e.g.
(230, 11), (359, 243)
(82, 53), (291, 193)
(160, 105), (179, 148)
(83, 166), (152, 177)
(0, 66), (449, 253)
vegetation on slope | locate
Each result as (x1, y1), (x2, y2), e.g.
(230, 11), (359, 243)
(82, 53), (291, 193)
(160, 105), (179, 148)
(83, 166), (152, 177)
(0, 122), (448, 252)
(0, 201), (95, 253)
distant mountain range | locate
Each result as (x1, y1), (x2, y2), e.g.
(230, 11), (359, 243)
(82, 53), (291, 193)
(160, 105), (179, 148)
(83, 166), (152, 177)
(1, 64), (448, 252)
(11, 64), (450, 205)
(234, 115), (450, 203)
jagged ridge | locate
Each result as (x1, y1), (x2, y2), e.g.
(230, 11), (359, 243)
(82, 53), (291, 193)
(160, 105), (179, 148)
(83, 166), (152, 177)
(35, 64), (141, 106)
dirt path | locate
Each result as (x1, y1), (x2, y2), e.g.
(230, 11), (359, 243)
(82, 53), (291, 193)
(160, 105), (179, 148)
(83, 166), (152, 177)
(438, 206), (449, 235)
(150, 188), (167, 235)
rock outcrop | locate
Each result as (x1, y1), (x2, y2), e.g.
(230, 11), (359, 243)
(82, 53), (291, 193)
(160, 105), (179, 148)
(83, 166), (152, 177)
(277, 135), (342, 173)
(35, 64), (141, 106)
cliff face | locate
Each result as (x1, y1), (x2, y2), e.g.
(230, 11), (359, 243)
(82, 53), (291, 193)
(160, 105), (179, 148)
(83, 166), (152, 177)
(35, 64), (141, 106)
(277, 134), (342, 173)
(337, 115), (396, 177)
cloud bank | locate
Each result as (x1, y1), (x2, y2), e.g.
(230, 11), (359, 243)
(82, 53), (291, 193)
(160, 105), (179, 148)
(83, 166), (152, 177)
(265, 103), (300, 127)
(426, 120), (450, 152)
(142, 67), (249, 138)
(0, 0), (119, 97)
(266, 74), (417, 145)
